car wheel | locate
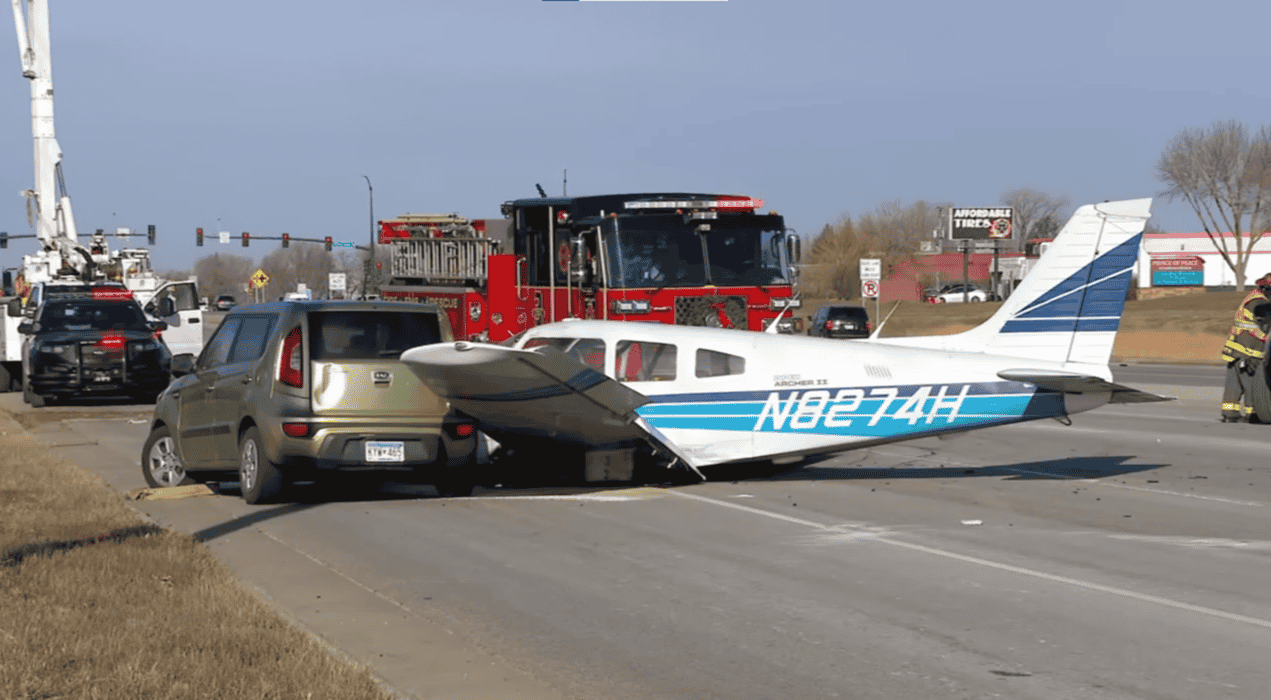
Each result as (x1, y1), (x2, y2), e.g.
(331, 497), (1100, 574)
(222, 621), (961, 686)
(239, 426), (285, 504)
(970, 296), (983, 303)
(24, 383), (45, 408)
(141, 425), (194, 488)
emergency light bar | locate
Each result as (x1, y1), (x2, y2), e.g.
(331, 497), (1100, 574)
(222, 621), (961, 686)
(623, 197), (764, 211)
(45, 287), (134, 301)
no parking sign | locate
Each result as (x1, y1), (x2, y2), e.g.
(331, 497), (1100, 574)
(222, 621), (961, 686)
(862, 280), (879, 298)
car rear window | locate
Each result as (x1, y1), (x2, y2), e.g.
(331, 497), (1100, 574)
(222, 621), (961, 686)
(39, 300), (148, 331)
(309, 311), (442, 360)
(826, 307), (867, 321)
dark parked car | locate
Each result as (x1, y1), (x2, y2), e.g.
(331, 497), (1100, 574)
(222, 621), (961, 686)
(19, 289), (170, 407)
(808, 305), (871, 339)
(141, 300), (479, 504)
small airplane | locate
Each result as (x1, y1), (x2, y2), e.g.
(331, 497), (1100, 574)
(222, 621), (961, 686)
(401, 198), (1167, 481)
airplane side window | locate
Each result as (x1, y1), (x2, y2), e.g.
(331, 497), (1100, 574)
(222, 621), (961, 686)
(616, 341), (676, 382)
(695, 349), (745, 378)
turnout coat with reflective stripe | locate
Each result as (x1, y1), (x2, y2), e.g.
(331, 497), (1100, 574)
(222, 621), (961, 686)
(1223, 289), (1270, 362)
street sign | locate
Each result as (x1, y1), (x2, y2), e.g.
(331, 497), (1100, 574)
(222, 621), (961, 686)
(862, 280), (880, 298)
(859, 258), (881, 281)
(329, 273), (346, 291)
(219, 231), (230, 244)
(250, 269), (270, 288)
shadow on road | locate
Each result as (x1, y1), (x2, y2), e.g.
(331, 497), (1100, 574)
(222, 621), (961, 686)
(720, 455), (1165, 483)
(193, 501), (325, 543)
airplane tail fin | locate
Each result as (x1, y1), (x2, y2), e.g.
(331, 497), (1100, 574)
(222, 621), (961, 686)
(895, 198), (1152, 366)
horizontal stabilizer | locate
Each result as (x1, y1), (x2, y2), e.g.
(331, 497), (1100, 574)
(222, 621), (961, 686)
(997, 369), (1173, 404)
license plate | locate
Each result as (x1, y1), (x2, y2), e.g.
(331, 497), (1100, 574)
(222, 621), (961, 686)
(94, 372), (112, 383)
(365, 441), (404, 463)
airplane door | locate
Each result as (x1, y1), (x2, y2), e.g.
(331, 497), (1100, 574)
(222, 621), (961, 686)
(146, 282), (204, 358)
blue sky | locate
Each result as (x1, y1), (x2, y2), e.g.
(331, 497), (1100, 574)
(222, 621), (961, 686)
(1, 0), (1268, 272)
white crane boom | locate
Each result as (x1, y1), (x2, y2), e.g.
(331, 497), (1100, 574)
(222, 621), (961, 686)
(11, 0), (92, 282)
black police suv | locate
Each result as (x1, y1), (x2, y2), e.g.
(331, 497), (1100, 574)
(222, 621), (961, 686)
(20, 291), (171, 406)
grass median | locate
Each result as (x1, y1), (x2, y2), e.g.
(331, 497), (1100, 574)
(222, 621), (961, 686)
(0, 410), (393, 700)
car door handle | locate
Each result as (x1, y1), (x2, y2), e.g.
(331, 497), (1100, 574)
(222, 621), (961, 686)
(189, 317), (200, 323)
(205, 385), (215, 393)
(240, 376), (252, 385)
(170, 390), (179, 399)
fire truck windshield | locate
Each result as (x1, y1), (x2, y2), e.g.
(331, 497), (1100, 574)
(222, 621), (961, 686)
(605, 215), (788, 289)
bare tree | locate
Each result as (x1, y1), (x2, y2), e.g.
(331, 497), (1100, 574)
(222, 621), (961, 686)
(261, 243), (336, 298)
(192, 253), (255, 301)
(1157, 120), (1271, 292)
(803, 218), (866, 298)
(1000, 188), (1069, 242)
(855, 200), (945, 266)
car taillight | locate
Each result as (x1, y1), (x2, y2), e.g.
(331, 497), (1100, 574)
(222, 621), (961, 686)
(825, 321), (834, 330)
(279, 327), (303, 387)
(866, 322), (873, 332)
(282, 423), (310, 438)
(445, 422), (476, 439)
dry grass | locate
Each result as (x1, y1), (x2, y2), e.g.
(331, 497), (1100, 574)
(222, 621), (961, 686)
(0, 412), (392, 700)
(800, 290), (1240, 365)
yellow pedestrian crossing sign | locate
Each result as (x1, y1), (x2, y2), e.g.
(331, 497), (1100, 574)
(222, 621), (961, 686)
(250, 269), (270, 288)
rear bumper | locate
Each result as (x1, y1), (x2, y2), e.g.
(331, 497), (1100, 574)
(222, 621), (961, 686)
(263, 420), (478, 474)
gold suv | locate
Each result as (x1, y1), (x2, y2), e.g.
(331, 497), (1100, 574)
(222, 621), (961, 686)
(141, 300), (478, 503)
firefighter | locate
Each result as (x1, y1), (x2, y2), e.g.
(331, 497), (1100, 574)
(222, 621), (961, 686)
(1221, 274), (1271, 422)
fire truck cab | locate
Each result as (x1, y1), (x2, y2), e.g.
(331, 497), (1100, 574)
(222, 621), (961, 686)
(380, 193), (801, 342)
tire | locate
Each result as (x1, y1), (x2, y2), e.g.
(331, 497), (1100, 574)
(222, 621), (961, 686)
(435, 459), (476, 498)
(238, 426), (285, 504)
(141, 424), (194, 488)
(1251, 362), (1271, 424)
(24, 383), (45, 408)
(0, 365), (10, 394)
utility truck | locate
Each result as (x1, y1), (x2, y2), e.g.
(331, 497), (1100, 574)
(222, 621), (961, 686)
(0, 1), (203, 389)
(379, 193), (802, 342)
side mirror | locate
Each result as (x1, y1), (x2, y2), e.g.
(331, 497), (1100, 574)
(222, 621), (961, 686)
(150, 320), (169, 332)
(786, 233), (802, 264)
(6, 298), (20, 318)
(18, 321), (37, 334)
(569, 236), (589, 284)
(157, 297), (175, 317)
(170, 353), (196, 377)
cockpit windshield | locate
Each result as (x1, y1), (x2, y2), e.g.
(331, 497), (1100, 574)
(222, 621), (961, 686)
(605, 214), (789, 289)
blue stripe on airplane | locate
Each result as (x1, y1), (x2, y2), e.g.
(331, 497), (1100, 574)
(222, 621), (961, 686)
(1001, 317), (1122, 333)
(636, 386), (1067, 437)
(1013, 234), (1140, 324)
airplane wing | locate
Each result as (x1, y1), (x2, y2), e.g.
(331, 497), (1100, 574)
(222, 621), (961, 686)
(399, 342), (706, 476)
(996, 369), (1173, 404)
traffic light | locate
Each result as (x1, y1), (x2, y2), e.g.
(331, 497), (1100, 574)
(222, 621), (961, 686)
(324, 236), (333, 252)
(241, 231), (250, 247)
(281, 232), (289, 248)
(0, 231), (6, 249)
(147, 224), (156, 246)
(196, 227), (203, 246)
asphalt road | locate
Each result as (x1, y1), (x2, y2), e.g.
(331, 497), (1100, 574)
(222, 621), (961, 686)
(7, 366), (1271, 700)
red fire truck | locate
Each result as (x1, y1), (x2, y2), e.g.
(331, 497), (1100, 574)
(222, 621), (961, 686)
(378, 193), (802, 342)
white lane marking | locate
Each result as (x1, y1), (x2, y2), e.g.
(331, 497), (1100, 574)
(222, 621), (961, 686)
(867, 448), (1267, 508)
(670, 490), (1271, 631)
(1004, 468), (1265, 507)
(479, 487), (665, 502)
